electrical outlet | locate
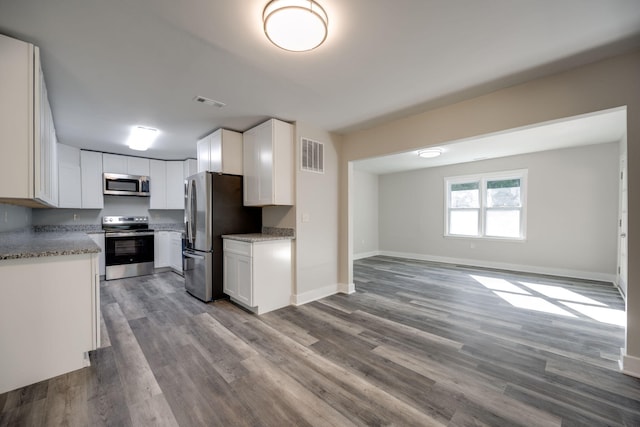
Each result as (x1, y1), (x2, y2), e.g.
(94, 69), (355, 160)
(73, 213), (78, 221)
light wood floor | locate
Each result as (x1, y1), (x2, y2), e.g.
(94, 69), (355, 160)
(1, 255), (639, 426)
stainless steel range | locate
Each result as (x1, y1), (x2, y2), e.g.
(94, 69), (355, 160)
(102, 216), (154, 280)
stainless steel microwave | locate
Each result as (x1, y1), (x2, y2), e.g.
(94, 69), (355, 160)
(103, 173), (150, 196)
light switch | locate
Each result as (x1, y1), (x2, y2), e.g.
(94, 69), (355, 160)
(302, 213), (310, 223)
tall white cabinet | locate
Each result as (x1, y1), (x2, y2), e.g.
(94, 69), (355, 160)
(150, 160), (185, 210)
(80, 150), (104, 209)
(0, 34), (58, 207)
(242, 119), (293, 206)
(58, 144), (82, 208)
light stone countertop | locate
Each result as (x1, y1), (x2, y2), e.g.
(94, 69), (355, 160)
(221, 233), (294, 243)
(222, 227), (295, 243)
(0, 229), (101, 260)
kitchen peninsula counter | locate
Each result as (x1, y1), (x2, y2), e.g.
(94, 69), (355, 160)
(222, 226), (295, 243)
(0, 229), (101, 260)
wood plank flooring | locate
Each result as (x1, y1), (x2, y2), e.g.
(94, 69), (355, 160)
(2, 255), (640, 426)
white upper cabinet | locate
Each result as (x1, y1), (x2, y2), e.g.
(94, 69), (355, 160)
(0, 34), (58, 207)
(150, 160), (185, 210)
(166, 161), (184, 209)
(103, 153), (150, 176)
(80, 150), (104, 209)
(196, 129), (242, 175)
(127, 156), (150, 176)
(242, 119), (293, 206)
(183, 159), (197, 179)
(149, 160), (167, 209)
(57, 143), (82, 208)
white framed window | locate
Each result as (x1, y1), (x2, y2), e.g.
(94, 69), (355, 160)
(445, 169), (527, 240)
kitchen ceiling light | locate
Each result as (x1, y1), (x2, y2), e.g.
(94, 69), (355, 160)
(127, 126), (158, 151)
(263, 0), (328, 52)
(417, 148), (442, 159)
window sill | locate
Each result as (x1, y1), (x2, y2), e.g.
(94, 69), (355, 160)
(444, 234), (527, 243)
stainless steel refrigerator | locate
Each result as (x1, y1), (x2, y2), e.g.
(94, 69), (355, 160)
(183, 172), (261, 301)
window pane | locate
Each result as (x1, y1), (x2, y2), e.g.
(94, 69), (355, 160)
(487, 179), (521, 208)
(449, 210), (479, 236)
(486, 209), (521, 238)
(450, 182), (479, 208)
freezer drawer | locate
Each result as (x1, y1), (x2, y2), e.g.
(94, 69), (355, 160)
(183, 250), (212, 301)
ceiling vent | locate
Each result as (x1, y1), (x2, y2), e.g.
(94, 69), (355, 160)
(193, 96), (226, 108)
(301, 137), (324, 173)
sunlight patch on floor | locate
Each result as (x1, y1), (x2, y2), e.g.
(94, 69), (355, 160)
(560, 302), (626, 326)
(518, 282), (606, 306)
(470, 275), (530, 294)
(493, 291), (577, 317)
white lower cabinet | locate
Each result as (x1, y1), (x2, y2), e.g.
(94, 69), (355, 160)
(169, 231), (183, 274)
(154, 231), (170, 268)
(223, 238), (291, 314)
(155, 231), (183, 273)
(0, 253), (99, 394)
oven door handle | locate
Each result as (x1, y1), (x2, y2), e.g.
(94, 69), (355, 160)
(105, 231), (155, 238)
(183, 250), (205, 260)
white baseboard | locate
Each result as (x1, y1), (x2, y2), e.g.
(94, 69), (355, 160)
(376, 250), (616, 284)
(353, 251), (381, 260)
(619, 349), (640, 378)
(338, 282), (356, 294)
(291, 282), (356, 306)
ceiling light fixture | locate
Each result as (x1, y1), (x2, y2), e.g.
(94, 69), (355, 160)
(263, 0), (328, 52)
(127, 126), (158, 151)
(417, 148), (442, 159)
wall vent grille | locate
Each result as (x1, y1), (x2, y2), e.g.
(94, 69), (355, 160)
(301, 138), (324, 173)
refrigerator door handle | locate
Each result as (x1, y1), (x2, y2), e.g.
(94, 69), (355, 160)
(186, 179), (194, 245)
(183, 250), (205, 260)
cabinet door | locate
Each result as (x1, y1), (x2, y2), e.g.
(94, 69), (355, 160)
(166, 161), (184, 209)
(196, 136), (210, 173)
(154, 231), (170, 268)
(80, 150), (104, 209)
(149, 160), (167, 209)
(127, 157), (150, 176)
(209, 129), (222, 172)
(0, 34), (32, 199)
(35, 69), (58, 207)
(235, 255), (253, 306)
(57, 144), (81, 208)
(223, 252), (238, 298)
(221, 130), (243, 175)
(256, 121), (274, 205)
(102, 154), (127, 174)
(169, 232), (183, 272)
(242, 128), (259, 205)
(183, 159), (197, 179)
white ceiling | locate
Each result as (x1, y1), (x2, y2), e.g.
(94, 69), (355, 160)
(354, 107), (627, 175)
(0, 0), (639, 160)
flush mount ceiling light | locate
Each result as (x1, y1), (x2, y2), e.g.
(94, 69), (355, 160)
(127, 126), (158, 151)
(263, 0), (328, 52)
(417, 148), (442, 159)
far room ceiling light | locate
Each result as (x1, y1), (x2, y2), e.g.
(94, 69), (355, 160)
(417, 148), (442, 158)
(263, 0), (328, 52)
(127, 126), (158, 151)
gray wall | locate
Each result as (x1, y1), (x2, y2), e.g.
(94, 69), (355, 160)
(0, 203), (32, 232)
(377, 142), (619, 281)
(353, 170), (379, 258)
